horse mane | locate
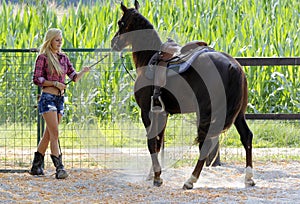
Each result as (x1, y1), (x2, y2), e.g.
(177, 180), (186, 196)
(125, 9), (162, 67)
(128, 9), (154, 30)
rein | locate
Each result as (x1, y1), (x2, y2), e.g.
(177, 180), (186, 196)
(120, 51), (135, 81)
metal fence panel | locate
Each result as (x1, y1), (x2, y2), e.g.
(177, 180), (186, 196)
(0, 49), (299, 172)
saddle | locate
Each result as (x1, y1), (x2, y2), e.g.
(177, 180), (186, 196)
(148, 39), (214, 111)
(146, 40), (214, 81)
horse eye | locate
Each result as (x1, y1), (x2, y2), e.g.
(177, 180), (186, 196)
(118, 21), (125, 27)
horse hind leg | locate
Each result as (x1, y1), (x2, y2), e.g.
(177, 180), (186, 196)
(183, 113), (216, 189)
(183, 142), (206, 190)
(183, 153), (206, 189)
(234, 114), (255, 187)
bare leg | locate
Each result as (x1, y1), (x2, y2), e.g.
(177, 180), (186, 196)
(37, 113), (62, 155)
(37, 127), (50, 155)
(30, 112), (62, 176)
(39, 112), (62, 157)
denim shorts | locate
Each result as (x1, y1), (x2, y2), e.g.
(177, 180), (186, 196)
(38, 92), (64, 115)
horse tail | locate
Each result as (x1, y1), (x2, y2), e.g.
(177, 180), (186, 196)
(222, 53), (246, 130)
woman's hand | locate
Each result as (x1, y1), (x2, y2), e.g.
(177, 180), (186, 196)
(82, 66), (91, 73)
(54, 81), (66, 90)
(74, 66), (91, 82)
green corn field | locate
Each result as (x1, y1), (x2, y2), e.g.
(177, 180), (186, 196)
(0, 0), (299, 149)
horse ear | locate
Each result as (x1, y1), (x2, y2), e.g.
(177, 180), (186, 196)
(121, 2), (127, 12)
(134, 0), (140, 11)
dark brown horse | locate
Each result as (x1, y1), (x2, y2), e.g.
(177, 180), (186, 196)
(111, 0), (255, 189)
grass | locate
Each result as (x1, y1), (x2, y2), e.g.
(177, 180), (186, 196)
(1, 119), (299, 149)
(223, 121), (300, 148)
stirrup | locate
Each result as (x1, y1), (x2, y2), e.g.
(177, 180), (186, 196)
(151, 96), (165, 113)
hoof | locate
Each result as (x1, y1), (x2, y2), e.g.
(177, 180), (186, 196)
(153, 178), (163, 187)
(183, 182), (193, 190)
(183, 175), (197, 190)
(245, 166), (255, 187)
(245, 179), (256, 187)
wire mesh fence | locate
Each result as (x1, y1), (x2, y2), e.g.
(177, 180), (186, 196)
(0, 49), (299, 173)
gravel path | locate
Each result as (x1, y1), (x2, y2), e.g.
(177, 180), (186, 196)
(1, 161), (299, 203)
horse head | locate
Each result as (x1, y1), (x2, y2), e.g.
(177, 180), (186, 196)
(111, 1), (162, 67)
(111, 1), (140, 51)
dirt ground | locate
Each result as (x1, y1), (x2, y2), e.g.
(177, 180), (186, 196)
(1, 160), (299, 203)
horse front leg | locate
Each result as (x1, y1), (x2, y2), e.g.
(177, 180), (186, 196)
(146, 129), (165, 181)
(148, 139), (163, 186)
(143, 109), (168, 187)
(234, 114), (255, 187)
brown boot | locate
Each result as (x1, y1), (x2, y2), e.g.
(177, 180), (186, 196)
(50, 154), (68, 179)
(29, 152), (44, 176)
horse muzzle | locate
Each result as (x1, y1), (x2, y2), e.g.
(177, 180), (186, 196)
(111, 36), (123, 51)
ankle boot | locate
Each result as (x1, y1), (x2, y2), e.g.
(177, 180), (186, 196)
(50, 154), (68, 179)
(29, 152), (44, 175)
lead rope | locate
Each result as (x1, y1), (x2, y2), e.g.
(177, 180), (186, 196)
(64, 54), (109, 86)
(56, 54), (109, 155)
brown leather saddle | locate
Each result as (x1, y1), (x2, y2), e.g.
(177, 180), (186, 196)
(146, 41), (214, 80)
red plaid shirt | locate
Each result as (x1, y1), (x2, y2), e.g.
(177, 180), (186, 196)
(33, 52), (77, 87)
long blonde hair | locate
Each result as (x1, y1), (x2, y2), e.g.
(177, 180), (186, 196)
(39, 28), (63, 76)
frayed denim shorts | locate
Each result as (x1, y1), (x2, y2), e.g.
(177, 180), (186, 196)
(38, 92), (64, 116)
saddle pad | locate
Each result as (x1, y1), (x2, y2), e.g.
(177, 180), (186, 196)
(145, 47), (215, 80)
(167, 47), (214, 74)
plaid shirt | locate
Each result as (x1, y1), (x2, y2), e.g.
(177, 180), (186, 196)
(33, 52), (77, 87)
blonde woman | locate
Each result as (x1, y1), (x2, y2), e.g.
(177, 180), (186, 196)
(30, 28), (90, 179)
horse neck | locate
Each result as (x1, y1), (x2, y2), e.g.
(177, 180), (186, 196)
(133, 50), (156, 68)
(132, 29), (162, 69)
